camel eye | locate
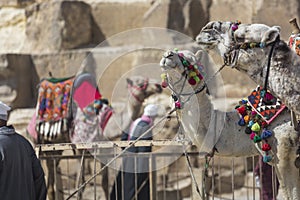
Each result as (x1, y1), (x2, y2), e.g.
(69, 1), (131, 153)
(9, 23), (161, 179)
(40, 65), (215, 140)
(166, 52), (173, 58)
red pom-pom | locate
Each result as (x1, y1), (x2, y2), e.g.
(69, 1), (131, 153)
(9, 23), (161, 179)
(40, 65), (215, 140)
(188, 78), (196, 85)
(161, 81), (168, 88)
(197, 73), (203, 80)
(236, 106), (246, 116)
(175, 101), (181, 109)
(262, 143), (271, 151)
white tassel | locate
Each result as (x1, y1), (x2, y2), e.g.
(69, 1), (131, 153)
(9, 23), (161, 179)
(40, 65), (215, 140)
(57, 120), (62, 135)
(53, 122), (58, 137)
(49, 123), (54, 139)
(44, 122), (50, 138)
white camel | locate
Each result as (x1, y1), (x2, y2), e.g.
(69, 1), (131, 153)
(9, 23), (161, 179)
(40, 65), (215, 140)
(159, 49), (300, 200)
(195, 21), (300, 116)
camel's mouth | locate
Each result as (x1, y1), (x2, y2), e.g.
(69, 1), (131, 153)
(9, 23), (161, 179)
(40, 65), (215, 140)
(195, 31), (218, 48)
(155, 83), (163, 93)
(196, 41), (216, 45)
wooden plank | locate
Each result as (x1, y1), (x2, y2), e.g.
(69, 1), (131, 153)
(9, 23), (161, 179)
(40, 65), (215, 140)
(35, 140), (194, 152)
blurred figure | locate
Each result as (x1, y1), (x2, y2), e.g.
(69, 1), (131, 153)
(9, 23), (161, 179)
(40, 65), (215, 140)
(110, 104), (159, 200)
(0, 101), (47, 200)
(254, 156), (279, 200)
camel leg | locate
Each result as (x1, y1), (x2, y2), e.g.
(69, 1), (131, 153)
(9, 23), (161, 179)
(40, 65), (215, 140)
(76, 150), (86, 200)
(102, 166), (109, 199)
(46, 155), (55, 200)
(275, 125), (300, 199)
(45, 151), (63, 200)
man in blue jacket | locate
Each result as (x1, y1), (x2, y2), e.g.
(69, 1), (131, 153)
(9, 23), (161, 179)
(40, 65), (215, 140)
(0, 101), (47, 200)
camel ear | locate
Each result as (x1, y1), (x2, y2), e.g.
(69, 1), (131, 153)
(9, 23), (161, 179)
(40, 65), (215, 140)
(262, 26), (281, 45)
(202, 21), (215, 31)
(195, 50), (204, 60)
(126, 78), (133, 86)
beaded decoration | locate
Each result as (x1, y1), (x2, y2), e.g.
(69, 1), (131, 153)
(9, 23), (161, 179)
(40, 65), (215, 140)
(236, 99), (273, 162)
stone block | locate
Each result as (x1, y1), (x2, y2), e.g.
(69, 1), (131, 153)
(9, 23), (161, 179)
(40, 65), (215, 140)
(31, 50), (92, 78)
(0, 54), (39, 108)
(24, 0), (96, 53)
(0, 8), (26, 54)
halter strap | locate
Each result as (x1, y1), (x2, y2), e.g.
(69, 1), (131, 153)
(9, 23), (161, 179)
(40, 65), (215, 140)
(128, 78), (149, 103)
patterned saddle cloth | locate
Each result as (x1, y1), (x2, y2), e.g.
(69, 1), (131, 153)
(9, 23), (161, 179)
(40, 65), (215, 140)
(35, 76), (75, 139)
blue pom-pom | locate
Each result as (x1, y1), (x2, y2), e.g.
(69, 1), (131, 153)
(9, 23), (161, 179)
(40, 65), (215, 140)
(241, 99), (248, 104)
(248, 120), (254, 127)
(238, 118), (246, 126)
(263, 155), (272, 163)
(261, 129), (273, 139)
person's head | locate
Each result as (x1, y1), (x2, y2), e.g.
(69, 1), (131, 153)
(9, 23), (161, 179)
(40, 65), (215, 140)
(143, 104), (159, 118)
(0, 101), (11, 126)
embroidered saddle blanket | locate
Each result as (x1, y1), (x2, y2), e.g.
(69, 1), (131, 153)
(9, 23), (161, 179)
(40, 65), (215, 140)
(35, 76), (75, 139)
(247, 86), (286, 124)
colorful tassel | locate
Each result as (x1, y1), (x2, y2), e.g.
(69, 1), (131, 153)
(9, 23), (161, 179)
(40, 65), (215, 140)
(250, 132), (256, 140)
(263, 155), (272, 163)
(261, 129), (272, 139)
(251, 122), (261, 132)
(253, 135), (262, 143)
(262, 143), (271, 151)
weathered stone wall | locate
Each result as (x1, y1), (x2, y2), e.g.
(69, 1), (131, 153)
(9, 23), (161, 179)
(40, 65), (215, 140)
(23, 0), (95, 53)
(0, 54), (39, 108)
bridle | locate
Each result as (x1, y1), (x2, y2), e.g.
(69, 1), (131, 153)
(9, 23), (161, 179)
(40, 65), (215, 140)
(162, 51), (225, 110)
(162, 52), (207, 109)
(127, 78), (149, 104)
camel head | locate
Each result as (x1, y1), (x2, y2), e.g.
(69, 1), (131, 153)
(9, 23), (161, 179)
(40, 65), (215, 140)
(159, 49), (206, 90)
(196, 21), (281, 67)
(126, 76), (162, 104)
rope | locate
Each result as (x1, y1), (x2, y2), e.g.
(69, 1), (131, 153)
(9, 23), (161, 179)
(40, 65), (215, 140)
(182, 140), (203, 199)
(65, 108), (176, 199)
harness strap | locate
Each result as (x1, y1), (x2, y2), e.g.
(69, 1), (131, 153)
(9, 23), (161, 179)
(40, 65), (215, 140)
(264, 36), (279, 91)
